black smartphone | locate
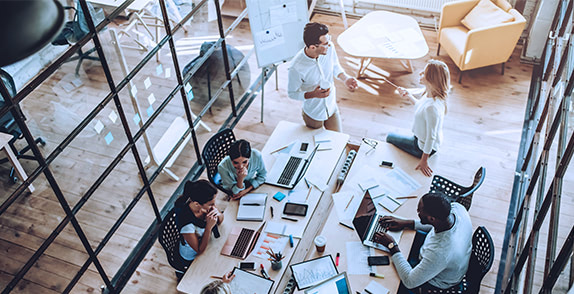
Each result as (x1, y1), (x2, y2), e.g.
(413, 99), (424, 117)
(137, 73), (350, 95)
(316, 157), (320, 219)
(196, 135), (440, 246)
(380, 161), (394, 168)
(300, 142), (309, 152)
(367, 256), (390, 266)
(283, 202), (308, 216)
(239, 262), (256, 270)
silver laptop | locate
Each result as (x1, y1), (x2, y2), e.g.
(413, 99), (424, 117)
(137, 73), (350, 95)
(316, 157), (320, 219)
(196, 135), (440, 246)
(352, 191), (402, 252)
(303, 272), (352, 294)
(266, 145), (318, 189)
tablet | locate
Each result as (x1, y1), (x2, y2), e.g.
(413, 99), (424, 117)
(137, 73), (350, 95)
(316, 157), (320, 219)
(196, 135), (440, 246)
(290, 255), (338, 290)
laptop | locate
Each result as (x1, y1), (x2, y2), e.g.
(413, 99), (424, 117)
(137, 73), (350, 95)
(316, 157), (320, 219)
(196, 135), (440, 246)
(221, 222), (265, 259)
(352, 191), (402, 252)
(266, 145), (319, 189)
(303, 272), (352, 294)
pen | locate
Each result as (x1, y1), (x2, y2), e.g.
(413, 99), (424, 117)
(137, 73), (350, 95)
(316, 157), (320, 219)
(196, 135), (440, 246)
(369, 272), (384, 279)
(289, 234), (294, 247)
(336, 253), (340, 266)
(260, 264), (270, 279)
(305, 187), (312, 202)
(270, 206), (274, 218)
(304, 178), (310, 188)
(243, 203), (260, 206)
(396, 195), (418, 199)
(270, 145), (288, 154)
(365, 289), (374, 294)
(339, 222), (354, 230)
(282, 216), (298, 222)
(344, 195), (354, 211)
(210, 275), (224, 279)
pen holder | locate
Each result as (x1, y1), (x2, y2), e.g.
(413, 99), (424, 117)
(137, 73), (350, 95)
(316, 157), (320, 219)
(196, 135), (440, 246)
(271, 260), (282, 271)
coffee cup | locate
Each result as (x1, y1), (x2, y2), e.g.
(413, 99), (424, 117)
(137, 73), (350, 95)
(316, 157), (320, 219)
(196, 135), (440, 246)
(314, 235), (326, 253)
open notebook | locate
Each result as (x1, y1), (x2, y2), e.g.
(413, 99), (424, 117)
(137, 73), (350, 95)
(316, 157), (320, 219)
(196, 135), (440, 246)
(229, 267), (274, 294)
(237, 193), (267, 221)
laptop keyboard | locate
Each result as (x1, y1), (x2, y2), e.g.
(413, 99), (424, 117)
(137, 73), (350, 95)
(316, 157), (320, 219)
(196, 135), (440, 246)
(277, 157), (302, 185)
(369, 216), (388, 243)
(230, 228), (255, 258)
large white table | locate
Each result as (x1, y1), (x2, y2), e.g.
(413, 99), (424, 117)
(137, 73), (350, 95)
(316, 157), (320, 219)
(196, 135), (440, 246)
(177, 121), (350, 293)
(337, 11), (429, 77)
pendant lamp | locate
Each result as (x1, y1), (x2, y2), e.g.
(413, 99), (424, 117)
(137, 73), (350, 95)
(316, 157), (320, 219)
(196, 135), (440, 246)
(0, 0), (65, 67)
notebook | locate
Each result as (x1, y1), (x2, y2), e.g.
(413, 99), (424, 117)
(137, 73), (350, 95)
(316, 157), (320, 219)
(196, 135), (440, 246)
(314, 132), (333, 151)
(266, 145), (318, 189)
(303, 272), (352, 294)
(221, 222), (266, 259)
(290, 255), (338, 290)
(352, 191), (402, 252)
(229, 267), (274, 294)
(237, 193), (267, 221)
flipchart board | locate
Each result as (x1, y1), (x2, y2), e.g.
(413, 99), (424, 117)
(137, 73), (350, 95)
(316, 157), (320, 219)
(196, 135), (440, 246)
(246, 0), (308, 68)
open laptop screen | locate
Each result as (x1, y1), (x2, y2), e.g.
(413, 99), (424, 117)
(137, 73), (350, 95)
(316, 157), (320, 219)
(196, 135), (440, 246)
(352, 191), (376, 242)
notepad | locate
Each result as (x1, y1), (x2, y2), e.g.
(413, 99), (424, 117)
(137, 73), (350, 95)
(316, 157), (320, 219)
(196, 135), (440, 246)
(229, 267), (274, 294)
(314, 132), (333, 151)
(378, 195), (402, 212)
(237, 193), (267, 221)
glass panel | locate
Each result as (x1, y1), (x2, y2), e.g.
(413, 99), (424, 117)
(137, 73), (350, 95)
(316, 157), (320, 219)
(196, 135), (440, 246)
(70, 263), (108, 293)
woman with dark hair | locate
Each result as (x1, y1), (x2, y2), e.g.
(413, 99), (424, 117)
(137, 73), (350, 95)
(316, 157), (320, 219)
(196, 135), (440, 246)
(218, 139), (267, 200)
(175, 179), (224, 264)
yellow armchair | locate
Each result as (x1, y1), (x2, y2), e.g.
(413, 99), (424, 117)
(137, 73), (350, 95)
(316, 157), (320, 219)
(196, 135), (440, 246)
(437, 0), (526, 82)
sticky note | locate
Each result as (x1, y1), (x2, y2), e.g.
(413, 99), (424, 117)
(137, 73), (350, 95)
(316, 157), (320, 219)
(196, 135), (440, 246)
(165, 68), (171, 78)
(273, 192), (286, 202)
(130, 85), (138, 97)
(104, 132), (114, 145)
(108, 110), (118, 123)
(156, 64), (163, 75)
(147, 93), (156, 105)
(144, 77), (152, 89)
(133, 113), (141, 125)
(187, 89), (194, 101)
(94, 120), (104, 134)
(184, 83), (192, 93)
(146, 105), (154, 117)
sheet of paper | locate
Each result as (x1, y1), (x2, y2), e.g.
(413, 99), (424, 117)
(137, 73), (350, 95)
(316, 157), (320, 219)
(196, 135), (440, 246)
(254, 26), (285, 51)
(332, 191), (360, 224)
(251, 232), (289, 260)
(269, 2), (298, 26)
(368, 185), (387, 198)
(379, 167), (421, 197)
(378, 195), (401, 213)
(364, 280), (390, 294)
(306, 175), (328, 192)
(346, 241), (373, 275)
(93, 120), (104, 134)
(288, 189), (310, 203)
(358, 177), (379, 191)
(264, 221), (302, 238)
(229, 268), (274, 294)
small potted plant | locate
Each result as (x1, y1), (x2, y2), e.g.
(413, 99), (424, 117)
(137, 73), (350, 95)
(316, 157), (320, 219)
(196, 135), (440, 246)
(267, 249), (284, 270)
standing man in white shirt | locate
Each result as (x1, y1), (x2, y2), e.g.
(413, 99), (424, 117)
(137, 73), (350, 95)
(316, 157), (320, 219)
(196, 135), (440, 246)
(287, 22), (358, 132)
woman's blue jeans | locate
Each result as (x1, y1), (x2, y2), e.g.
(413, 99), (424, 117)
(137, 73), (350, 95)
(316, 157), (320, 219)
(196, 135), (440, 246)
(386, 133), (436, 158)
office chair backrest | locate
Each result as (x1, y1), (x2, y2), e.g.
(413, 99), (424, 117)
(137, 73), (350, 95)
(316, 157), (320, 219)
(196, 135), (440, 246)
(466, 226), (494, 294)
(429, 167), (486, 211)
(52, 0), (104, 45)
(201, 128), (236, 196)
(0, 69), (25, 138)
(158, 207), (189, 273)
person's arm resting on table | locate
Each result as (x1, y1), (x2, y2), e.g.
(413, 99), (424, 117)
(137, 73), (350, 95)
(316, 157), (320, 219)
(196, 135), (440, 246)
(218, 163), (250, 198)
(391, 245), (448, 289)
(248, 150), (267, 191)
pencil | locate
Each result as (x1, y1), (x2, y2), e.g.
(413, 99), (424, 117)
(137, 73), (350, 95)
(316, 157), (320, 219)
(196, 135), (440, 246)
(396, 195), (418, 199)
(384, 77), (399, 89)
(210, 276), (223, 279)
(344, 195), (354, 211)
(270, 145), (288, 154)
(305, 187), (312, 202)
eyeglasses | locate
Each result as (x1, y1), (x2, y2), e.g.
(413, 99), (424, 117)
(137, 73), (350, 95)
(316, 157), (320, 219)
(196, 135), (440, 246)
(362, 138), (378, 154)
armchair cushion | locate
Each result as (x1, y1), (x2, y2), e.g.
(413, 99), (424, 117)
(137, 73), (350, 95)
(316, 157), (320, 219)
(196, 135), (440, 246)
(461, 0), (515, 30)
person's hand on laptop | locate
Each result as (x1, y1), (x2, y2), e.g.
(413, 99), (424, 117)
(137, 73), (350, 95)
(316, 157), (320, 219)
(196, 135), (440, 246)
(374, 231), (395, 247)
(379, 216), (413, 231)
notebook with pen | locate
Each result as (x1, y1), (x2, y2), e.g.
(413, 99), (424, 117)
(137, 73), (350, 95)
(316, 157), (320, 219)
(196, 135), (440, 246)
(237, 193), (267, 221)
(352, 190), (402, 252)
(221, 222), (266, 259)
(266, 145), (319, 189)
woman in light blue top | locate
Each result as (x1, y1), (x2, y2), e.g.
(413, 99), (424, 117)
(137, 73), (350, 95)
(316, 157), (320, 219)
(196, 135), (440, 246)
(218, 139), (267, 200)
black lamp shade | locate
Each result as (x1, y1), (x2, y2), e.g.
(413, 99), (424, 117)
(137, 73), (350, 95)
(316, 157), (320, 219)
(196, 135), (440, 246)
(0, 0), (65, 67)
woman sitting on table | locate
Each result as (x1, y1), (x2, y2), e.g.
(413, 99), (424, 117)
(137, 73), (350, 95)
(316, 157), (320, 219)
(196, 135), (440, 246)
(386, 59), (450, 177)
(175, 179), (224, 265)
(218, 139), (267, 200)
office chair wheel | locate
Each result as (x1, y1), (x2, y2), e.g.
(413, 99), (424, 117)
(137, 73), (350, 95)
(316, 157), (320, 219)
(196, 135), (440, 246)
(39, 138), (46, 147)
(12, 176), (18, 184)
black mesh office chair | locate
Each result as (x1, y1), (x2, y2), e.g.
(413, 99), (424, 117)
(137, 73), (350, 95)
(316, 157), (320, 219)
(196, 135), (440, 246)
(422, 226), (494, 294)
(51, 0), (104, 76)
(201, 128), (236, 196)
(428, 167), (486, 210)
(0, 69), (45, 183)
(158, 207), (191, 281)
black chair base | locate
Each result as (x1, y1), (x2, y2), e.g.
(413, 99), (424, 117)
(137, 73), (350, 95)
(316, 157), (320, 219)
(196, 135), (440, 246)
(0, 136), (45, 184)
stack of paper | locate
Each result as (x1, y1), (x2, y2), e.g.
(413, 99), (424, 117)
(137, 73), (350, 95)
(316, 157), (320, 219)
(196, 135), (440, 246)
(237, 193), (267, 221)
(314, 132), (333, 151)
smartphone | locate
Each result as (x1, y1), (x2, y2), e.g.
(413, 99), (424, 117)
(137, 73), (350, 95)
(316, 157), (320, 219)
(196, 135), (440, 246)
(239, 262), (256, 270)
(283, 202), (308, 216)
(300, 142), (309, 153)
(380, 161), (394, 168)
(367, 256), (390, 266)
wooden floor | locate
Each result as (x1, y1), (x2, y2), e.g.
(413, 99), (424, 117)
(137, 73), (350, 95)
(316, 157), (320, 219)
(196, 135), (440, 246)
(0, 8), (572, 294)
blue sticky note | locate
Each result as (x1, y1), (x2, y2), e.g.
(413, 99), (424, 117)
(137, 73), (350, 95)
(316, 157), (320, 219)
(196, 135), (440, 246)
(187, 89), (194, 101)
(104, 132), (114, 145)
(273, 192), (286, 202)
(156, 64), (163, 75)
(133, 113), (141, 125)
(146, 105), (154, 117)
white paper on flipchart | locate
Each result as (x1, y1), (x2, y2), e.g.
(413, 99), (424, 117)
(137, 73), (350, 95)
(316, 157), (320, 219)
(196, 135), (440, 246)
(269, 2), (298, 26)
(254, 26), (285, 51)
(378, 167), (421, 197)
(346, 241), (373, 275)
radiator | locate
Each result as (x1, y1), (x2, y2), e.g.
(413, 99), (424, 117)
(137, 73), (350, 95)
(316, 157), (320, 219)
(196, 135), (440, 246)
(356, 0), (457, 13)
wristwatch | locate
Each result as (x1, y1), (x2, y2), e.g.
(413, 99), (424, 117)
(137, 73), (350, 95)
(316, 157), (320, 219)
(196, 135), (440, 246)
(387, 242), (397, 250)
